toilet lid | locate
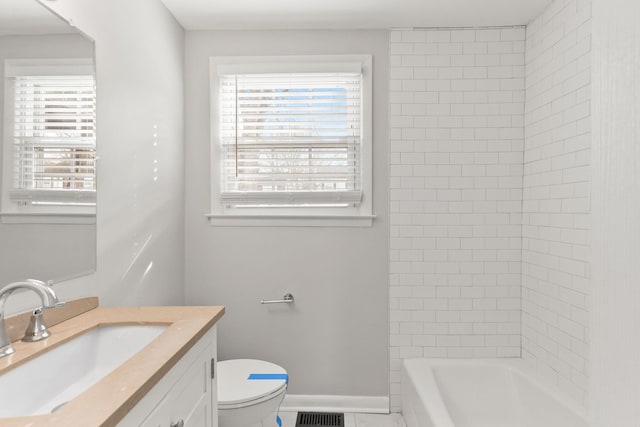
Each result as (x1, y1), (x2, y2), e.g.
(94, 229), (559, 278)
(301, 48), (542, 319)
(217, 359), (288, 406)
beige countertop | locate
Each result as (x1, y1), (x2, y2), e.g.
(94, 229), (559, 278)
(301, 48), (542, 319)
(0, 304), (225, 427)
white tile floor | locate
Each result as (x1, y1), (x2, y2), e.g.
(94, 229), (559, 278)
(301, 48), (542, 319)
(259, 412), (407, 427)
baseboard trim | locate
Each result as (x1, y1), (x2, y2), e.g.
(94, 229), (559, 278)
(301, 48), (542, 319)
(280, 394), (389, 414)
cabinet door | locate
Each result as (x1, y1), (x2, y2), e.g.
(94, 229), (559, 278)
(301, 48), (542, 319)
(166, 356), (212, 427)
(176, 328), (216, 427)
(139, 343), (212, 427)
(120, 326), (217, 427)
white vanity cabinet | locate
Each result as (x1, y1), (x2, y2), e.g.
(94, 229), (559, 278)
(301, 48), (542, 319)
(118, 326), (218, 427)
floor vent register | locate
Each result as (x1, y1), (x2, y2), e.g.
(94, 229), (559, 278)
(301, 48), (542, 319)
(295, 412), (345, 427)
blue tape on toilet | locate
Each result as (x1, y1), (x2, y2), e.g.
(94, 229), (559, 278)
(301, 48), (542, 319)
(247, 373), (289, 384)
(248, 373), (289, 426)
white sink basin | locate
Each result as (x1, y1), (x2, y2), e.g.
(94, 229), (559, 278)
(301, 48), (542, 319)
(0, 324), (166, 418)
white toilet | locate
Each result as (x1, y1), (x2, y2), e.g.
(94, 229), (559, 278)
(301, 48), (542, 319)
(217, 359), (288, 427)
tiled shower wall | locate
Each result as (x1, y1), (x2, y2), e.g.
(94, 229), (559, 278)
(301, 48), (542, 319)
(522, 0), (592, 406)
(389, 27), (526, 411)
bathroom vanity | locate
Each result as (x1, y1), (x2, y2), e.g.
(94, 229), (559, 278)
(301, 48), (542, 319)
(118, 325), (217, 427)
(0, 303), (225, 426)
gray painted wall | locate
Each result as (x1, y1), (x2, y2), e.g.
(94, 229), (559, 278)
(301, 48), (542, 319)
(16, 0), (187, 312)
(184, 30), (389, 397)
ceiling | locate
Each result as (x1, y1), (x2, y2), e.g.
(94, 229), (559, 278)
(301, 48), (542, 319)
(0, 0), (75, 36)
(161, 0), (554, 30)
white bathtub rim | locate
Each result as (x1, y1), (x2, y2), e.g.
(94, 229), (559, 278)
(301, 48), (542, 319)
(402, 358), (589, 424)
(402, 358), (455, 427)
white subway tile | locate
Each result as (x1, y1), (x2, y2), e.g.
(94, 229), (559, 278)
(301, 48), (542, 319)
(476, 29), (502, 41)
(425, 30), (452, 42)
(451, 30), (476, 42)
(401, 30), (426, 43)
(391, 24), (534, 408)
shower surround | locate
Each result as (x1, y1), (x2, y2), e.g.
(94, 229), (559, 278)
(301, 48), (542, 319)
(390, 0), (592, 412)
(389, 26), (526, 411)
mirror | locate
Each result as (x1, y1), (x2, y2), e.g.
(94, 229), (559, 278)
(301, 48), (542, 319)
(0, 0), (96, 285)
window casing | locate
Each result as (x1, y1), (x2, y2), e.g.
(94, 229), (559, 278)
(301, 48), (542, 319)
(209, 55), (373, 226)
(1, 59), (96, 222)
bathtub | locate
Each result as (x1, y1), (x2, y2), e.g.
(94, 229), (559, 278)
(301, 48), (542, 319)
(401, 359), (588, 427)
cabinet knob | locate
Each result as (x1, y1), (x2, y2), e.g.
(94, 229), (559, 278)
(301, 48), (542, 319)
(170, 420), (184, 427)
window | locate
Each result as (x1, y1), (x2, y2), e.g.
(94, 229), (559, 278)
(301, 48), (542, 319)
(2, 59), (96, 223)
(209, 55), (373, 226)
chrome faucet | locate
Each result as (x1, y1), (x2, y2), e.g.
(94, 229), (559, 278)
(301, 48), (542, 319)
(0, 279), (64, 358)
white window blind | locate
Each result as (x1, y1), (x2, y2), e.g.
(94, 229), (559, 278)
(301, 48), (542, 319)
(9, 74), (96, 207)
(219, 72), (362, 207)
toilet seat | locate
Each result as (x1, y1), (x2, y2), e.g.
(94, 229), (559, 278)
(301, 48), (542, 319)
(217, 359), (288, 409)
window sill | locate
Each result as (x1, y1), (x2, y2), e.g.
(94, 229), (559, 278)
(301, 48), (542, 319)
(206, 213), (376, 227)
(0, 212), (96, 225)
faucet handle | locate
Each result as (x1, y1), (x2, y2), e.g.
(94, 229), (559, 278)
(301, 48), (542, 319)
(0, 280), (64, 357)
(21, 301), (64, 343)
(22, 309), (51, 342)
